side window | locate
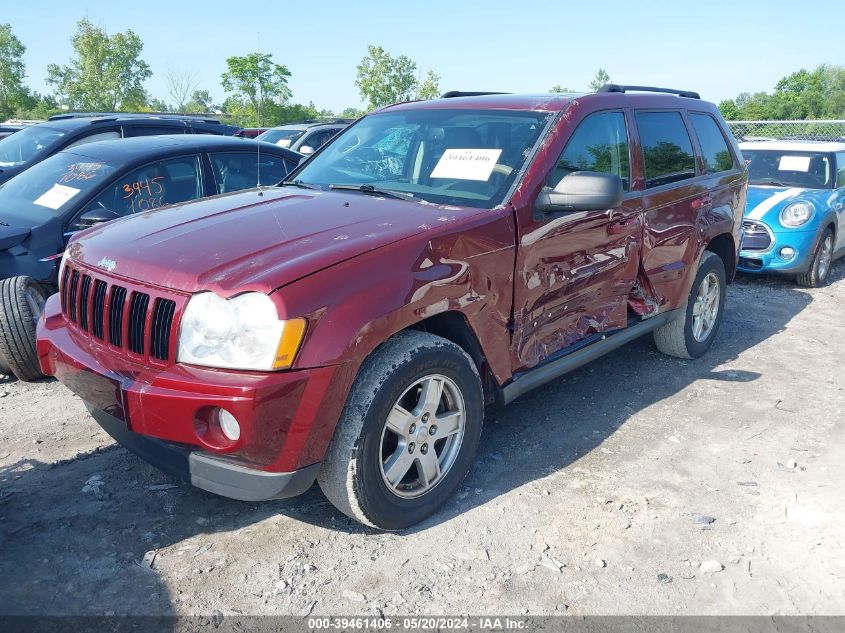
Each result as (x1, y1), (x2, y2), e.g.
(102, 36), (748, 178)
(129, 125), (188, 137)
(635, 111), (696, 188)
(83, 155), (202, 217)
(547, 111), (630, 191)
(209, 152), (291, 192)
(65, 129), (121, 149)
(689, 113), (735, 173)
(837, 152), (845, 188)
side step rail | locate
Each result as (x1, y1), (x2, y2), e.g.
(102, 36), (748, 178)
(496, 310), (678, 406)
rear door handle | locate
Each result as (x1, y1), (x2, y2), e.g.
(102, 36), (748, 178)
(691, 195), (713, 210)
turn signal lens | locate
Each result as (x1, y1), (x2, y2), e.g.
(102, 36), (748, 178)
(273, 318), (307, 369)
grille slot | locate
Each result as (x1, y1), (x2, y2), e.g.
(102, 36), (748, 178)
(109, 286), (127, 347)
(150, 299), (176, 361)
(68, 270), (80, 323)
(78, 275), (92, 331)
(91, 280), (107, 339)
(127, 292), (150, 355)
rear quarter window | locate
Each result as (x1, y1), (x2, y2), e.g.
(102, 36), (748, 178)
(689, 113), (735, 173)
(635, 111), (696, 188)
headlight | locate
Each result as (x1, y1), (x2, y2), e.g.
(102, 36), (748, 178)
(780, 201), (814, 227)
(177, 292), (306, 371)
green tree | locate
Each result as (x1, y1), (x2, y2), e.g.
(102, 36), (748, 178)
(550, 85), (570, 93)
(355, 45), (419, 110)
(46, 19), (151, 111)
(589, 68), (611, 92)
(415, 70), (441, 100)
(147, 97), (171, 113)
(718, 99), (741, 120)
(184, 89), (215, 113)
(221, 53), (292, 125)
(0, 24), (29, 118)
(340, 106), (366, 119)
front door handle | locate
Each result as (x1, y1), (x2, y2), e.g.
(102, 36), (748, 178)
(607, 215), (640, 235)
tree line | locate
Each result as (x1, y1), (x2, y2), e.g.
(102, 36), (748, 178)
(0, 21), (441, 126)
(2, 21), (844, 126)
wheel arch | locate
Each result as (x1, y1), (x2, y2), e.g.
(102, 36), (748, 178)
(705, 232), (736, 284)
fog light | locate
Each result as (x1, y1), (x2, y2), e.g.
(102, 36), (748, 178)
(217, 409), (240, 441)
(778, 247), (796, 260)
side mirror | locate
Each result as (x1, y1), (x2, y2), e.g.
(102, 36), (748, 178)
(76, 208), (121, 230)
(299, 145), (315, 155)
(536, 172), (623, 214)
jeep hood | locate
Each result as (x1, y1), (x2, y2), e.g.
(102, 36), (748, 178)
(68, 187), (463, 295)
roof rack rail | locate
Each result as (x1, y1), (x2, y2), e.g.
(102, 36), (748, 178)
(597, 84), (700, 99)
(440, 91), (510, 98)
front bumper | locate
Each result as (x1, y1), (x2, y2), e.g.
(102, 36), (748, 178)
(37, 294), (351, 497)
(738, 225), (818, 275)
(88, 404), (320, 501)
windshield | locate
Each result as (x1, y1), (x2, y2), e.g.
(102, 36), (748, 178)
(0, 125), (67, 168)
(256, 129), (305, 148)
(290, 108), (552, 209)
(0, 151), (119, 222)
(743, 149), (833, 189)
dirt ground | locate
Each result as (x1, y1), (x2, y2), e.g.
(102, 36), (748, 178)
(1, 264), (844, 618)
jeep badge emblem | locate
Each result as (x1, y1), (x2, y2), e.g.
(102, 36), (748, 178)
(97, 257), (117, 272)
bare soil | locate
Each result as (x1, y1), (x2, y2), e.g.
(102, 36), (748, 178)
(2, 265), (844, 617)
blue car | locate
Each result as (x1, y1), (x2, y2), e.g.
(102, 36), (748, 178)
(738, 141), (845, 286)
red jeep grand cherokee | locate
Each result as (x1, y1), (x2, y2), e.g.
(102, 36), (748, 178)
(38, 86), (747, 529)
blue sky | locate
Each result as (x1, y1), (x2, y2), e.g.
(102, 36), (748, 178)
(4, 0), (839, 112)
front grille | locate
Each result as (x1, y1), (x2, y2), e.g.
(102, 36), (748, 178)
(60, 262), (183, 364)
(741, 220), (772, 252)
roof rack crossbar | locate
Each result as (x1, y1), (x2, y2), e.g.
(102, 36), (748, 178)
(440, 91), (510, 98)
(597, 84), (700, 99)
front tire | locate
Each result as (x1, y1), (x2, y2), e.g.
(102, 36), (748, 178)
(0, 276), (48, 381)
(317, 330), (483, 530)
(796, 227), (834, 288)
(654, 251), (726, 359)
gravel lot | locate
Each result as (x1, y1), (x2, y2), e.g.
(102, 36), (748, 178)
(1, 265), (844, 617)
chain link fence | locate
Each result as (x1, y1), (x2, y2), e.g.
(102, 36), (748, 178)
(727, 120), (845, 143)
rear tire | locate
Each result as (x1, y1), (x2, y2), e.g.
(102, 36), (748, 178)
(796, 227), (834, 288)
(0, 276), (48, 382)
(654, 251), (726, 359)
(317, 330), (483, 530)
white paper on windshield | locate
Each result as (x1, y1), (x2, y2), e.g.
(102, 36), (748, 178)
(779, 155), (811, 172)
(276, 139), (292, 148)
(431, 148), (503, 181)
(33, 183), (80, 210)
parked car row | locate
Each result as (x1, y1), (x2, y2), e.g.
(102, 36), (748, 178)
(0, 113), (305, 378)
(3, 87), (844, 530)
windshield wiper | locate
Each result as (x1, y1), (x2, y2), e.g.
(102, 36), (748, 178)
(329, 184), (414, 201)
(280, 179), (320, 190)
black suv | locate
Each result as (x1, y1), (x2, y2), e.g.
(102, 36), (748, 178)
(0, 113), (240, 185)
